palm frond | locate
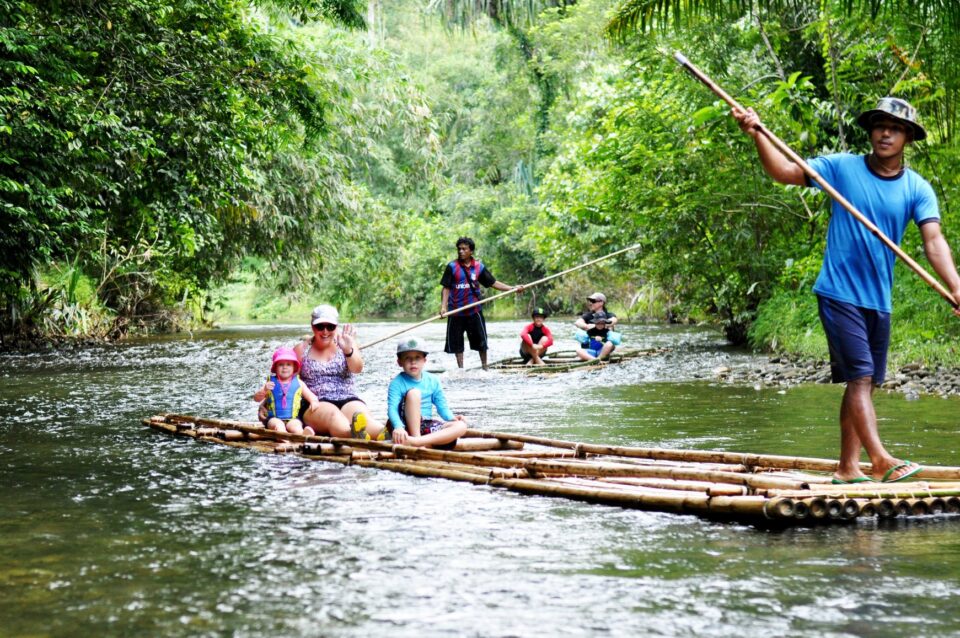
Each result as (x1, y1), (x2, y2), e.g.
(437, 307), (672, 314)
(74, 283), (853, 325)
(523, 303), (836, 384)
(606, 0), (960, 42)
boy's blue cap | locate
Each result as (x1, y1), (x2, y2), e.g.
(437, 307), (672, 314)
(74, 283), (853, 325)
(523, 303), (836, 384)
(532, 307), (548, 318)
(397, 337), (429, 356)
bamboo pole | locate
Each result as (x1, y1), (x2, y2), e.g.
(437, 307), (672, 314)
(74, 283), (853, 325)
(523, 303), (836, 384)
(581, 457), (749, 473)
(925, 497), (945, 515)
(521, 458), (808, 490)
(806, 497), (829, 520)
(904, 498), (930, 516)
(763, 485), (960, 499)
(596, 477), (747, 497)
(489, 476), (710, 514)
(465, 428), (960, 479)
(544, 476), (711, 500)
(358, 243), (643, 350)
(353, 459), (493, 486)
(791, 500), (810, 521)
(894, 499), (913, 517)
(673, 51), (959, 310)
(859, 500), (877, 518)
(870, 498), (897, 518)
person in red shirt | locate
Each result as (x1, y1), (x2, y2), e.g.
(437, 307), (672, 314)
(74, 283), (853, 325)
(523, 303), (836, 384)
(519, 307), (554, 366)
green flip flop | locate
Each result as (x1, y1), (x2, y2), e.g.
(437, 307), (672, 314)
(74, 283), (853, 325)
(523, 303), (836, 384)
(831, 476), (875, 485)
(881, 461), (923, 483)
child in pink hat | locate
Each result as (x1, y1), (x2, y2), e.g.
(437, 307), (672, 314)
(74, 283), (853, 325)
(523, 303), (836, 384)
(253, 347), (320, 434)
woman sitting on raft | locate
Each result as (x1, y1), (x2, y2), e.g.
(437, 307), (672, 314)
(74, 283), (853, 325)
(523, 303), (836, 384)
(292, 304), (388, 441)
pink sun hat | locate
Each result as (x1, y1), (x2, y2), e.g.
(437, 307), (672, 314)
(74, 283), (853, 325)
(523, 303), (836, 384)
(271, 347), (301, 373)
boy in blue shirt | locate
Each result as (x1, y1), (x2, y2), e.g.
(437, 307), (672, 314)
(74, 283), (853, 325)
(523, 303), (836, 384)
(387, 337), (467, 449)
(734, 97), (960, 484)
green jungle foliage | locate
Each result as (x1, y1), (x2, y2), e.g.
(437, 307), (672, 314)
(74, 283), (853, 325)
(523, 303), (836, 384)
(4, 0), (960, 366)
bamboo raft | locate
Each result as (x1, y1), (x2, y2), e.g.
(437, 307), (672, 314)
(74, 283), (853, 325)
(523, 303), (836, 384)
(487, 348), (668, 373)
(144, 413), (960, 527)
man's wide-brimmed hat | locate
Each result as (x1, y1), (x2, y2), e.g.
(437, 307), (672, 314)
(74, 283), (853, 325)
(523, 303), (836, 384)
(856, 97), (927, 141)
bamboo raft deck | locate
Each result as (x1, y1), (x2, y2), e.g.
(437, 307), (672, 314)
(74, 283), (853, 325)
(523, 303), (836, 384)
(487, 348), (668, 373)
(144, 413), (960, 527)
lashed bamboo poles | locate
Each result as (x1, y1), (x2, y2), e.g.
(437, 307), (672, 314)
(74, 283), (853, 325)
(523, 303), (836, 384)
(358, 243), (642, 351)
(464, 429), (960, 480)
(673, 51), (959, 310)
(488, 348), (666, 373)
(144, 414), (960, 525)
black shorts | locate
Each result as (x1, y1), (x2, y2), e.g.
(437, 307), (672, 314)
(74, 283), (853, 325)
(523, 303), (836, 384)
(444, 312), (488, 353)
(317, 396), (365, 410)
(388, 416), (457, 451)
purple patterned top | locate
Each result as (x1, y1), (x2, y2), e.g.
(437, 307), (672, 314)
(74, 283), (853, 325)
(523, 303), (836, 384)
(299, 341), (358, 402)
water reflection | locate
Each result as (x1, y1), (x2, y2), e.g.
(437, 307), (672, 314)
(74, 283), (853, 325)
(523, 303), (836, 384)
(1, 321), (960, 636)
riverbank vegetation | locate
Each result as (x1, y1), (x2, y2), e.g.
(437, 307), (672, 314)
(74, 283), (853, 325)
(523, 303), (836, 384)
(4, 0), (959, 366)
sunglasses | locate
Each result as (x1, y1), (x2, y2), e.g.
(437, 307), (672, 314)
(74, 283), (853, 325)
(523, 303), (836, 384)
(312, 323), (337, 332)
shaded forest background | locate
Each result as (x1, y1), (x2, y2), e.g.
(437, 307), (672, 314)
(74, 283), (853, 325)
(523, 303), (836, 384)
(2, 0), (959, 364)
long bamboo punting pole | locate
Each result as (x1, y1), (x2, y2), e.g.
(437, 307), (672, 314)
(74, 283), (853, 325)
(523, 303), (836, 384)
(673, 52), (959, 310)
(358, 243), (642, 350)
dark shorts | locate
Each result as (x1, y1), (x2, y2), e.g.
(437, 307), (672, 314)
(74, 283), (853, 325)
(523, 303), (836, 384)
(519, 344), (550, 362)
(445, 312), (488, 353)
(317, 397), (365, 410)
(817, 295), (891, 385)
(388, 398), (457, 450)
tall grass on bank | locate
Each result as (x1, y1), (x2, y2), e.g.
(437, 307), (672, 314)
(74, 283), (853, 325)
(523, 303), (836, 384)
(751, 260), (960, 367)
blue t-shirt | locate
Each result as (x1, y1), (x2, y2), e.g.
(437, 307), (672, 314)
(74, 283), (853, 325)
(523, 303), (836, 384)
(387, 370), (454, 427)
(808, 154), (939, 312)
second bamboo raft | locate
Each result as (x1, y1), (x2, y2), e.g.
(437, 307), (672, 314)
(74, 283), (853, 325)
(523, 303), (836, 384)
(487, 347), (668, 373)
(143, 413), (960, 527)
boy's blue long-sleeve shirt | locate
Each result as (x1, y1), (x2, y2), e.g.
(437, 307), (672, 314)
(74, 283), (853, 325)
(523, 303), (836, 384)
(387, 370), (454, 426)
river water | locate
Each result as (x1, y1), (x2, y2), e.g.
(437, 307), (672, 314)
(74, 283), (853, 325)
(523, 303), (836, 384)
(2, 320), (960, 637)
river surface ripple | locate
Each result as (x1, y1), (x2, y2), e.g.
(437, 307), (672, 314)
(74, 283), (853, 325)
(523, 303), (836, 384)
(1, 320), (960, 637)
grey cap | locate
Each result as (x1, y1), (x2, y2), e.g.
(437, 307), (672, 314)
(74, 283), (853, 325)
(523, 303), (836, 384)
(587, 292), (606, 302)
(397, 336), (429, 356)
(310, 304), (339, 326)
(856, 97), (927, 141)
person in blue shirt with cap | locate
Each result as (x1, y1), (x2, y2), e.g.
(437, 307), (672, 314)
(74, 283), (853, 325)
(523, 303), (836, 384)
(734, 97), (960, 484)
(387, 337), (468, 449)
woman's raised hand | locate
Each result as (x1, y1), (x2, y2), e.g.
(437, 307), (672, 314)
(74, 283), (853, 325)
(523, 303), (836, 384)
(336, 323), (358, 352)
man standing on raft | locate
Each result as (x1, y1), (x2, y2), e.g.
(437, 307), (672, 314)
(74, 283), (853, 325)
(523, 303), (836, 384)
(734, 97), (960, 484)
(440, 236), (522, 370)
